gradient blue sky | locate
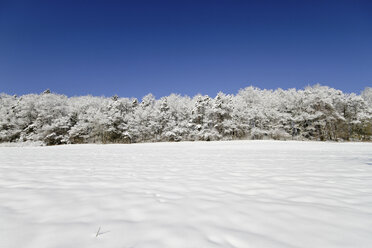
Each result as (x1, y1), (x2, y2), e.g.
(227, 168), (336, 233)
(1, 0), (371, 99)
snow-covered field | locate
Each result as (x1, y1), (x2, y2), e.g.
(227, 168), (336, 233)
(1, 141), (372, 248)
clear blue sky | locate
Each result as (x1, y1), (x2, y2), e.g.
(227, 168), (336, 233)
(1, 0), (371, 99)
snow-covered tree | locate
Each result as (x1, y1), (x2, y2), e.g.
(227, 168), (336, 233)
(0, 85), (371, 145)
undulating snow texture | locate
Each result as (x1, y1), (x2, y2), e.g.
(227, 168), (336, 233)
(1, 141), (372, 248)
(1, 85), (372, 145)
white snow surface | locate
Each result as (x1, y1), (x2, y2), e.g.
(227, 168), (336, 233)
(1, 140), (372, 248)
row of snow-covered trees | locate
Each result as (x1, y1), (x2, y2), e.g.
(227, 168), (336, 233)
(1, 85), (372, 145)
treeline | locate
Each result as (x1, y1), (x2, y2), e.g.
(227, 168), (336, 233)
(1, 85), (371, 145)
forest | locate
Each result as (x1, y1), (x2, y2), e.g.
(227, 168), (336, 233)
(1, 85), (371, 145)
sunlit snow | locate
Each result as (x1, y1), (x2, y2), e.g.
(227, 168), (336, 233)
(1, 141), (372, 248)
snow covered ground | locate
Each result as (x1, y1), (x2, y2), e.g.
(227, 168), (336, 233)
(1, 141), (372, 248)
